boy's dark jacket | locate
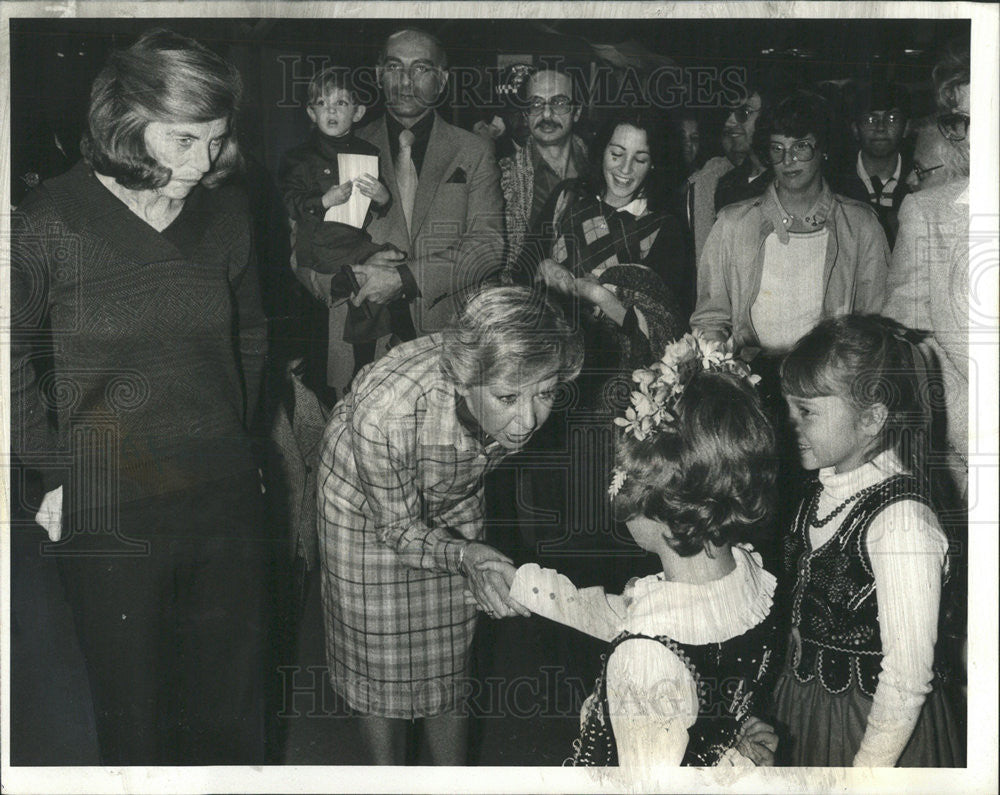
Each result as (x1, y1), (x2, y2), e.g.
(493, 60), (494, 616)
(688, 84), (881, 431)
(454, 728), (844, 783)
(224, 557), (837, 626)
(279, 128), (390, 273)
(281, 128), (411, 344)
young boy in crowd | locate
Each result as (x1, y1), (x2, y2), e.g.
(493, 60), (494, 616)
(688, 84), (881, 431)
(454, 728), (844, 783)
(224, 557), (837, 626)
(280, 67), (412, 398)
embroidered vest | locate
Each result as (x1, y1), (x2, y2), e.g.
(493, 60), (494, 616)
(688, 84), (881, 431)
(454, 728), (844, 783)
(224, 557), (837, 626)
(566, 607), (780, 767)
(784, 474), (932, 697)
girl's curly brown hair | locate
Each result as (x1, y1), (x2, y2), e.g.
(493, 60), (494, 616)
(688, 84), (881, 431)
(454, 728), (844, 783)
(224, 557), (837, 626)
(613, 370), (777, 556)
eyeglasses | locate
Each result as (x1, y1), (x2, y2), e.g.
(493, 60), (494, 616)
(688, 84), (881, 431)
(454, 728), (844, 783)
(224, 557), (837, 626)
(381, 61), (440, 79)
(912, 162), (944, 181)
(525, 96), (575, 115)
(767, 139), (817, 165)
(729, 104), (761, 124)
(937, 112), (969, 142)
(858, 111), (905, 128)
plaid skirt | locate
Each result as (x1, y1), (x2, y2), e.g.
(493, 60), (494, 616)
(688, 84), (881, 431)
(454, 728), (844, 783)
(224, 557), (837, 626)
(317, 420), (479, 719)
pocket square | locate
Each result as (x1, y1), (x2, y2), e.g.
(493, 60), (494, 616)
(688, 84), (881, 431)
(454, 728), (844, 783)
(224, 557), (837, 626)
(446, 167), (467, 184)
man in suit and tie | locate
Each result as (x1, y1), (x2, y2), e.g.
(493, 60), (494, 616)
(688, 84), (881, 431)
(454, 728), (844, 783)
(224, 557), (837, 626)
(352, 28), (504, 340)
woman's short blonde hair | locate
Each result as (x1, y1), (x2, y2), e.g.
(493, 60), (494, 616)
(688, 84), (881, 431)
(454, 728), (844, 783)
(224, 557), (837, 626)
(440, 286), (584, 390)
(81, 28), (242, 190)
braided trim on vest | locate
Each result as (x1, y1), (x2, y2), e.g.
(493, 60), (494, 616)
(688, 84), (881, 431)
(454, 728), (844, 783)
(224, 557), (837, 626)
(790, 474), (933, 697)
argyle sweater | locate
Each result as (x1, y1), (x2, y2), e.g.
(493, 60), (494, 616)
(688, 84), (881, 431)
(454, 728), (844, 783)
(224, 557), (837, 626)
(10, 161), (267, 506)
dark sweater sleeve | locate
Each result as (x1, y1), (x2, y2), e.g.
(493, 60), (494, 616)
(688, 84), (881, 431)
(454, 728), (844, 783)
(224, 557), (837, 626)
(227, 208), (268, 429)
(644, 211), (696, 323)
(279, 147), (328, 221)
(9, 197), (64, 495)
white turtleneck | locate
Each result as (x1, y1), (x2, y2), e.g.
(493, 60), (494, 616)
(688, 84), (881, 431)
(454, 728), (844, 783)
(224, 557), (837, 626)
(810, 450), (948, 767)
(509, 544), (775, 770)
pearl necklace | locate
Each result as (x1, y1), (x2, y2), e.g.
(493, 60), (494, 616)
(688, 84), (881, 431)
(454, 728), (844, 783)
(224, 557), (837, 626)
(807, 482), (883, 528)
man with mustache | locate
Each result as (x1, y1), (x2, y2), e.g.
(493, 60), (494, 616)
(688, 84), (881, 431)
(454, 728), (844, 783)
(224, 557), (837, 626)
(501, 67), (589, 276)
(830, 81), (913, 248)
(353, 28), (503, 339)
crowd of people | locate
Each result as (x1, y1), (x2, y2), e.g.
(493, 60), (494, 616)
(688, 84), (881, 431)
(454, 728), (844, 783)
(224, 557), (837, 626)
(9, 24), (973, 773)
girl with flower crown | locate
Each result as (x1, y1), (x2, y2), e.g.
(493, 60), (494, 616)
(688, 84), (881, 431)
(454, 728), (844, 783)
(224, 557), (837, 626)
(478, 335), (783, 771)
(773, 314), (964, 766)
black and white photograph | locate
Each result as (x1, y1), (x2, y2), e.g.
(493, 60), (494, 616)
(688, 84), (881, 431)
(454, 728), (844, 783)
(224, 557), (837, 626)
(2, 2), (997, 793)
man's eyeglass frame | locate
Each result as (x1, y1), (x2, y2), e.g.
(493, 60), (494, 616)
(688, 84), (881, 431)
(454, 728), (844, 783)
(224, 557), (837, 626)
(524, 96), (576, 115)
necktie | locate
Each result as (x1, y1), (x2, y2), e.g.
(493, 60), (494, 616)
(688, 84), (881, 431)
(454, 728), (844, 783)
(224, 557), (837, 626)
(396, 128), (418, 235)
(869, 175), (884, 201)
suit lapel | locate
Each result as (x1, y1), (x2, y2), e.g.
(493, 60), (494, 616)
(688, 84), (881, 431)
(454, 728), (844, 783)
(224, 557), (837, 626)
(411, 115), (454, 239)
(359, 117), (411, 247)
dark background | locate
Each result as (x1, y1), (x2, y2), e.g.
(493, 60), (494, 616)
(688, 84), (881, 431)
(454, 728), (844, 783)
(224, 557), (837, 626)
(10, 16), (969, 203)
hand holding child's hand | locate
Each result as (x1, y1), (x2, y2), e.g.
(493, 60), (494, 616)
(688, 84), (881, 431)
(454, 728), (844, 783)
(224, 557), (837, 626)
(462, 547), (530, 619)
(356, 174), (390, 206)
(323, 180), (353, 208)
(476, 558), (518, 590)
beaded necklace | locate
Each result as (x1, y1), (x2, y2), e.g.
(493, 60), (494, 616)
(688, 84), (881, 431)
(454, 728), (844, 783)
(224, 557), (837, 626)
(807, 482), (884, 528)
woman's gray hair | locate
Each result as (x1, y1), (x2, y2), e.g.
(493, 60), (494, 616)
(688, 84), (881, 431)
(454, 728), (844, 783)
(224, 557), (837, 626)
(441, 286), (584, 390)
(81, 28), (243, 190)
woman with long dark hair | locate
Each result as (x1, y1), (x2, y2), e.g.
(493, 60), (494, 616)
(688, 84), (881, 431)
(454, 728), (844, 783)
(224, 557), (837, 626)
(518, 108), (694, 365)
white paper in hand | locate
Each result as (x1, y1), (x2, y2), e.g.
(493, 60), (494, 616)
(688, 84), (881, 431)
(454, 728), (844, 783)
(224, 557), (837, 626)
(324, 153), (379, 228)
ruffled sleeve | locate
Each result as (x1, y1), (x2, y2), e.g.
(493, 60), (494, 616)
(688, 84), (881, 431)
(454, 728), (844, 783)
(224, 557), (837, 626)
(509, 563), (627, 641)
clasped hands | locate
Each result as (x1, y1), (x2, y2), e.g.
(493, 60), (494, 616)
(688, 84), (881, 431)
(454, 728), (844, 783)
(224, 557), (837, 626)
(461, 544), (530, 619)
(323, 173), (390, 209)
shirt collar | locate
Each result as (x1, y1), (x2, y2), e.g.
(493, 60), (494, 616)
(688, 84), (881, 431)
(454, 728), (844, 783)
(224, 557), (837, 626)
(386, 109), (435, 144)
(855, 151), (901, 193)
(956, 179), (970, 205)
(818, 450), (904, 499)
(765, 180), (834, 242)
(622, 545), (776, 644)
(416, 375), (503, 455)
(529, 135), (588, 179)
(603, 194), (648, 218)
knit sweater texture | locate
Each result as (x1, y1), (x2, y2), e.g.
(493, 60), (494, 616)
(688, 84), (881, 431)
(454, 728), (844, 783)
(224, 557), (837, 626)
(10, 161), (267, 506)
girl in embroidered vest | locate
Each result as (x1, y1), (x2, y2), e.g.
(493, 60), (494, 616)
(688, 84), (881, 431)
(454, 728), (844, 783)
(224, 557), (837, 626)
(478, 337), (783, 773)
(773, 314), (964, 766)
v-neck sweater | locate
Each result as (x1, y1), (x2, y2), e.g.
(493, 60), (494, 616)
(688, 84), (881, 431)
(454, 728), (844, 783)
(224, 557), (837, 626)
(11, 161), (267, 504)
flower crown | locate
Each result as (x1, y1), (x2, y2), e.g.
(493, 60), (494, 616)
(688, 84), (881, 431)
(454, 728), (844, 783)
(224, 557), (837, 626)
(608, 333), (760, 497)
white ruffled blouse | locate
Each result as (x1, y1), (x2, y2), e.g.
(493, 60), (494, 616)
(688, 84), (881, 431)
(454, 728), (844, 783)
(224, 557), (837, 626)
(509, 544), (775, 770)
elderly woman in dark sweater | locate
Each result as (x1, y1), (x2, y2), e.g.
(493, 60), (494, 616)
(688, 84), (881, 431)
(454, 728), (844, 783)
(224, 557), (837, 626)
(10, 29), (268, 764)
